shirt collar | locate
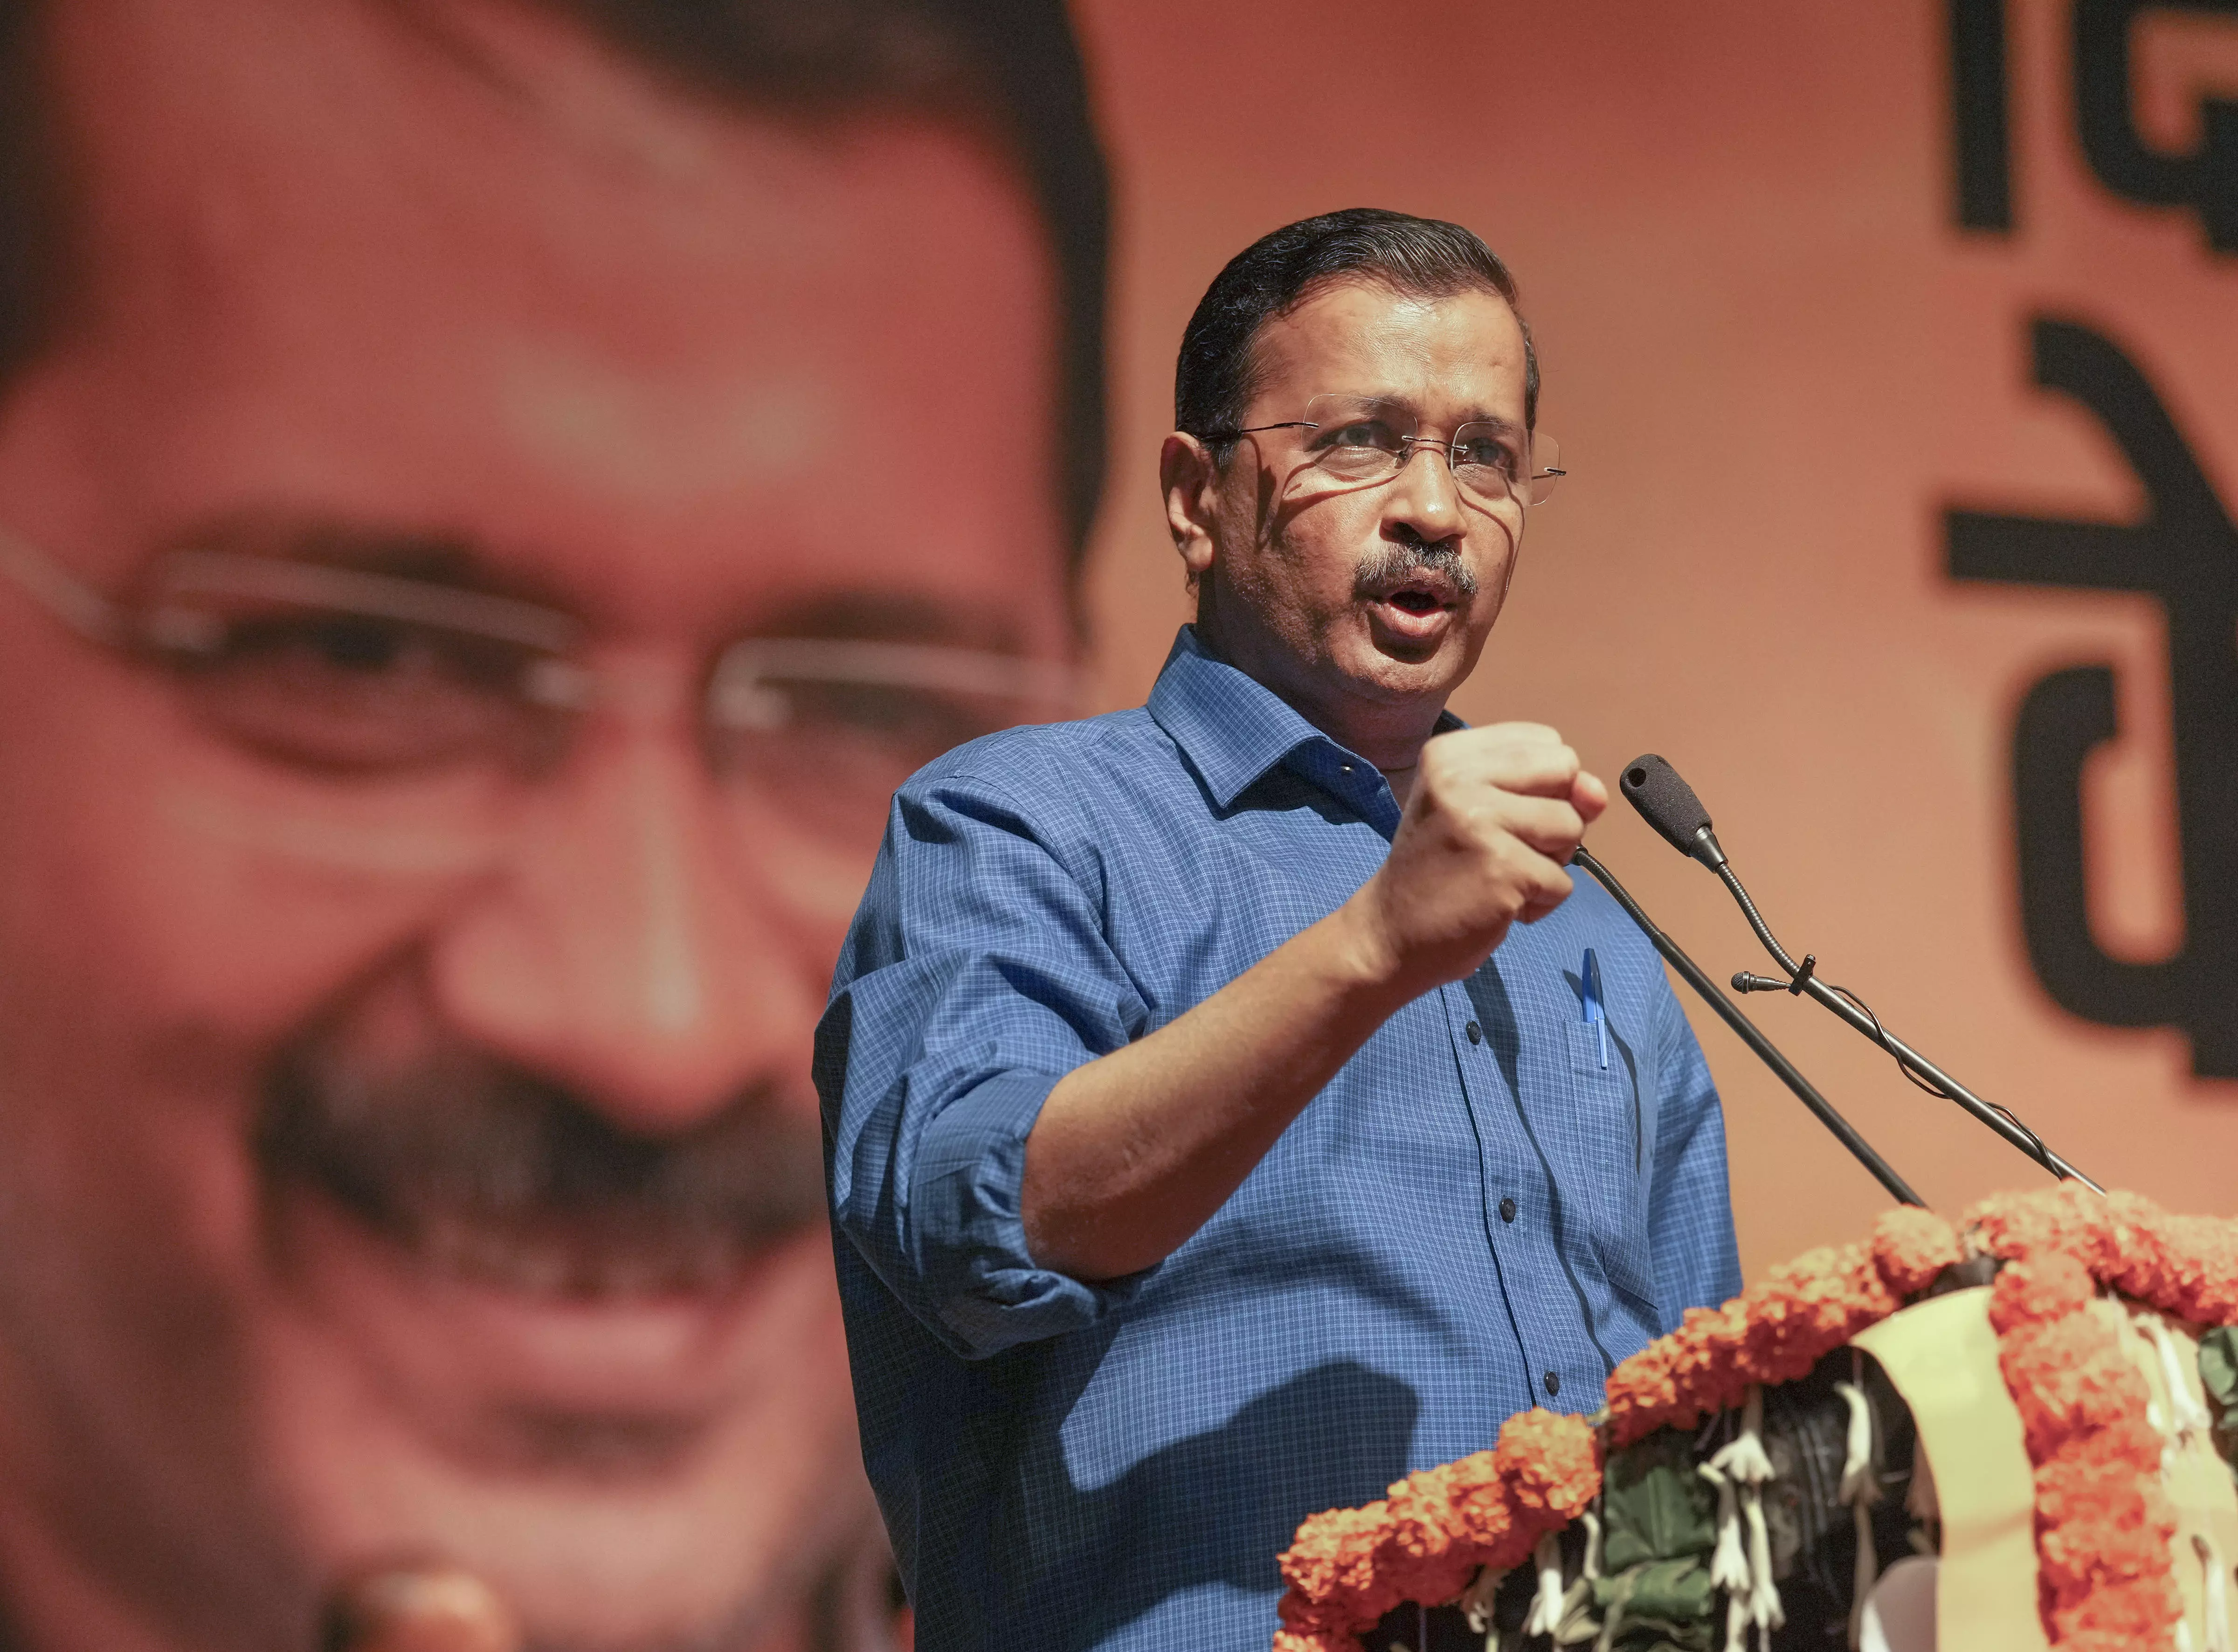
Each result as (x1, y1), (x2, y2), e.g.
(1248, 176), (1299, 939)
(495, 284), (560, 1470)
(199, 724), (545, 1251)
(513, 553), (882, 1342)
(1145, 626), (1462, 816)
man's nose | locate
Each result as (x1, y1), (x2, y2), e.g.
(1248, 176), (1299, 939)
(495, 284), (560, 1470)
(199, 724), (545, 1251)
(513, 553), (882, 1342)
(1382, 441), (1468, 543)
(427, 719), (819, 1135)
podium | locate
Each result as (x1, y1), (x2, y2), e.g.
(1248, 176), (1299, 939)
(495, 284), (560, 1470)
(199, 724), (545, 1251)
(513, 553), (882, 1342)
(1273, 1186), (2238, 1652)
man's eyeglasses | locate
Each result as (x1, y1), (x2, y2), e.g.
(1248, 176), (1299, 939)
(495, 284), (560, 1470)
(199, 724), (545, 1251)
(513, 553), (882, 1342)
(1194, 394), (1564, 510)
(0, 526), (1078, 829)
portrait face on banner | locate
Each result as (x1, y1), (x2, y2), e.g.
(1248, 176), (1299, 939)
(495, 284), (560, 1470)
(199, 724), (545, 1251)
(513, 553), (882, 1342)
(0, 0), (1090, 1647)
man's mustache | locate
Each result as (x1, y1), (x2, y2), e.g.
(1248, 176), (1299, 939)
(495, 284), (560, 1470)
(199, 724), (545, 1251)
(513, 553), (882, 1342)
(1354, 535), (1480, 600)
(257, 1029), (827, 1296)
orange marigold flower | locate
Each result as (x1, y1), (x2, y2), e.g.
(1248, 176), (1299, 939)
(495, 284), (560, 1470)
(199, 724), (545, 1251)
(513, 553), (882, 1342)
(1493, 1409), (1600, 1522)
(1999, 1325), (2150, 1455)
(1968, 1183), (2115, 1267)
(1988, 1252), (2094, 1334)
(2049, 1573), (2185, 1645)
(1272, 1627), (1357, 1652)
(2033, 1458), (2149, 1532)
(2038, 1513), (2177, 1592)
(2143, 1208), (2238, 1325)
(1871, 1206), (1963, 1294)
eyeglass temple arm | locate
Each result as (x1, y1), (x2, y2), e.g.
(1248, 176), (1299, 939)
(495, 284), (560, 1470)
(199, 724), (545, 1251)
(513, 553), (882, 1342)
(0, 525), (125, 645)
(1191, 421), (1318, 441)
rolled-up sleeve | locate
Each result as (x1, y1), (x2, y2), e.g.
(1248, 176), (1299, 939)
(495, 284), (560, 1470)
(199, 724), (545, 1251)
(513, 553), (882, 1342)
(815, 767), (1154, 1361)
(1646, 985), (1745, 1327)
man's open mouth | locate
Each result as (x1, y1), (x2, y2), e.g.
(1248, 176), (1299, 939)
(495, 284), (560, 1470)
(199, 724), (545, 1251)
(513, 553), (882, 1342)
(1375, 581), (1452, 617)
(1353, 541), (1478, 629)
(1360, 568), (1470, 643)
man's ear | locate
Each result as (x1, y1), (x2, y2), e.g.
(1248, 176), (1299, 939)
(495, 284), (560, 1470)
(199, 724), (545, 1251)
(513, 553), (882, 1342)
(1159, 433), (1220, 588)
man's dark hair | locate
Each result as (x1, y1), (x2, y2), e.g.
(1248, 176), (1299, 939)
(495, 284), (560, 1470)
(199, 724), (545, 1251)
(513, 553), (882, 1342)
(0, 0), (1110, 571)
(1174, 207), (1536, 460)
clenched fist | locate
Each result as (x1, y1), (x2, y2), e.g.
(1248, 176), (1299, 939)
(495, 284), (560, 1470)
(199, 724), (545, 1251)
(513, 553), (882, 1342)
(1346, 723), (1607, 999)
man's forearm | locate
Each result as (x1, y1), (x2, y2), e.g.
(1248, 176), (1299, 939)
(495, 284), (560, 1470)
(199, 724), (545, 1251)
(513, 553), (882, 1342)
(1019, 895), (1412, 1282)
(1019, 724), (1600, 1284)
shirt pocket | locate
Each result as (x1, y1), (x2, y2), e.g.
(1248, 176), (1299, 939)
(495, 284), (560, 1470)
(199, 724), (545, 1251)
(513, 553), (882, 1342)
(1554, 1022), (1655, 1313)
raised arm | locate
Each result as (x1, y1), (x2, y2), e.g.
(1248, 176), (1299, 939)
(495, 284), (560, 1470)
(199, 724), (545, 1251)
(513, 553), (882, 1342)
(1021, 723), (1606, 1281)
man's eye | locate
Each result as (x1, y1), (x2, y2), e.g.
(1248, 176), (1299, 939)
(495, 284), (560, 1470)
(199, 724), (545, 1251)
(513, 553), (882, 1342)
(200, 615), (524, 690)
(293, 615), (410, 672)
(1319, 420), (1403, 451)
(163, 612), (546, 773)
(1454, 438), (1519, 473)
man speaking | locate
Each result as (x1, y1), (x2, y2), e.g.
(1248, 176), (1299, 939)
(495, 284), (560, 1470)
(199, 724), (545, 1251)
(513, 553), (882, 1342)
(819, 210), (1743, 1651)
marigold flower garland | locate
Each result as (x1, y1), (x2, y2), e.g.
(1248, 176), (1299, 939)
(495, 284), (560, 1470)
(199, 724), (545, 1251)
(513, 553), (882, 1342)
(1600, 1206), (1961, 1450)
(1962, 1183), (2238, 1652)
(1988, 1250), (2180, 1650)
(1270, 1191), (2238, 1652)
(1964, 1183), (2238, 1327)
(1272, 1209), (1958, 1649)
(1272, 1409), (1601, 1652)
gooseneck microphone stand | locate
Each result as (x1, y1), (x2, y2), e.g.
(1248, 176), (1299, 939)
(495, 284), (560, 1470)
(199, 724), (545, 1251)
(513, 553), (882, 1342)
(1570, 845), (1925, 1208)
(1617, 754), (2103, 1195)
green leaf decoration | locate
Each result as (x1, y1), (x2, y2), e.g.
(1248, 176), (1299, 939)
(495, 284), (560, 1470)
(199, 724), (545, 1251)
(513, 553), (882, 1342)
(1620, 1624), (1715, 1652)
(1600, 1432), (1718, 1572)
(1625, 1631), (1713, 1652)
(1592, 1558), (1714, 1623)
(2203, 1326), (2238, 1482)
(2200, 1327), (2238, 1412)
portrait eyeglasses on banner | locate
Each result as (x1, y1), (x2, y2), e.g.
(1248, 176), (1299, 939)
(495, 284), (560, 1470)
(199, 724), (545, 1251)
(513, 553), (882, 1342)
(0, 526), (1079, 860)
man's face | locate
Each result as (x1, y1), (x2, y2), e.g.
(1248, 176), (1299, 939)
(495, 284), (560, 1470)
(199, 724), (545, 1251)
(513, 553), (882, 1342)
(0, 2), (1070, 1648)
(1175, 279), (1532, 759)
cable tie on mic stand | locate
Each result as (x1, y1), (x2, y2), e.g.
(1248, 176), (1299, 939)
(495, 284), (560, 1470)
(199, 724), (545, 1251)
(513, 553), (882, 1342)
(1787, 954), (1816, 996)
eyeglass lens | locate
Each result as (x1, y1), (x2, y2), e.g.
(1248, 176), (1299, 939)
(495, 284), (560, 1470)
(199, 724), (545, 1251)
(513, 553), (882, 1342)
(1289, 395), (1560, 508)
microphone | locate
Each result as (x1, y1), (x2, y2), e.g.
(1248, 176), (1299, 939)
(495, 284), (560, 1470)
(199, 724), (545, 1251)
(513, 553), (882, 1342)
(1569, 846), (1923, 1207)
(1617, 754), (2101, 1193)
(1619, 753), (1726, 871)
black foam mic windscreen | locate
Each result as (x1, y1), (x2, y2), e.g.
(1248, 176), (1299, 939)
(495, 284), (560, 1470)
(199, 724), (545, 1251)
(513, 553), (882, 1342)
(1620, 753), (1714, 856)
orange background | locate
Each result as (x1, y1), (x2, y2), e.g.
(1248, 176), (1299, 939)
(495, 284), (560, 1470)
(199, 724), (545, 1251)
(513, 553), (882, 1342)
(1070, 0), (2238, 1275)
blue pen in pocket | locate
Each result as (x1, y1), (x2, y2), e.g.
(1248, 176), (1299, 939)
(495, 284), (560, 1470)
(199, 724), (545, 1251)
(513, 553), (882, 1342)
(1581, 948), (1609, 1069)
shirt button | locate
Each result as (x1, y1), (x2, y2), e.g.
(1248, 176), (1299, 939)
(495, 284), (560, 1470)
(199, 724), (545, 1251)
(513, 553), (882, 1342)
(1465, 1021), (1483, 1044)
(1543, 1370), (1561, 1397)
(1499, 1196), (1518, 1223)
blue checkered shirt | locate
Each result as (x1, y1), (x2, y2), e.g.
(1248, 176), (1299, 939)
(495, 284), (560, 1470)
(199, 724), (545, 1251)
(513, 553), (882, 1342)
(817, 628), (1741, 1652)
